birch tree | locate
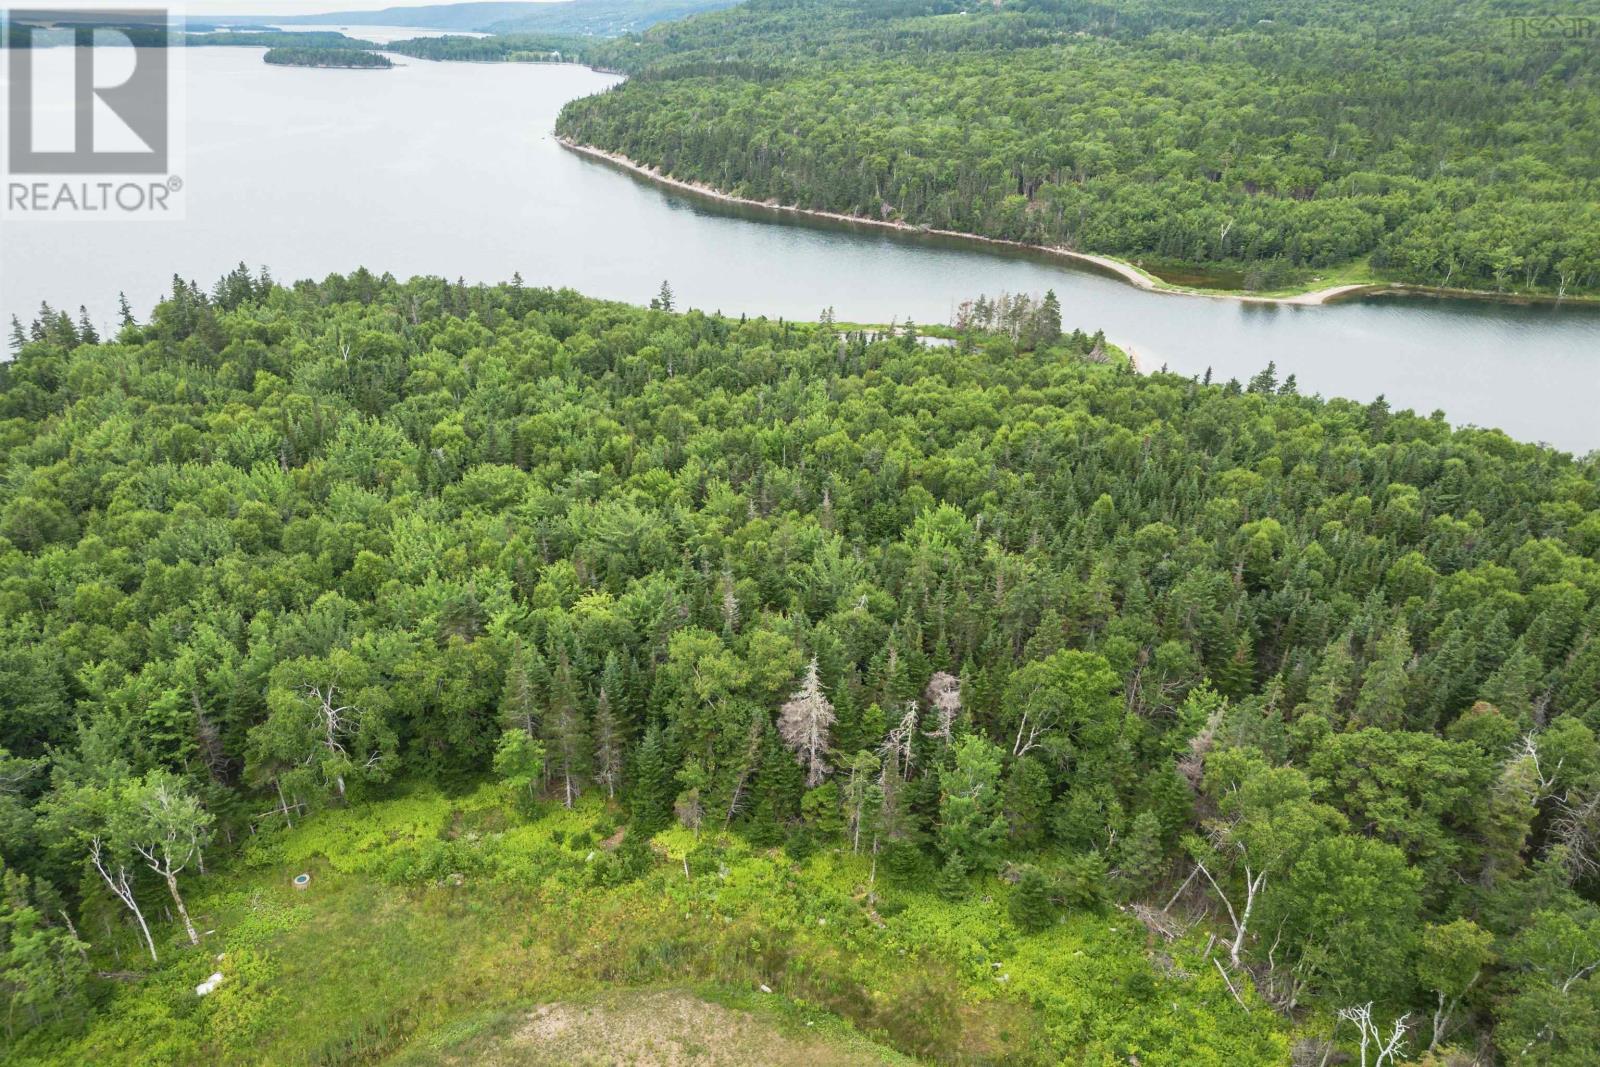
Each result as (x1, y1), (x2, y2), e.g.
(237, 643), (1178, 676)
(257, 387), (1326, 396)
(878, 701), (920, 782)
(88, 833), (157, 963)
(1416, 919), (1493, 1051)
(841, 750), (882, 854)
(544, 646), (590, 808)
(1194, 748), (1344, 967)
(1000, 649), (1123, 761)
(43, 780), (159, 962)
(123, 771), (213, 948)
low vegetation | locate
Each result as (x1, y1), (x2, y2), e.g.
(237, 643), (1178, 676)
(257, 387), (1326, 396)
(7, 786), (1283, 1065)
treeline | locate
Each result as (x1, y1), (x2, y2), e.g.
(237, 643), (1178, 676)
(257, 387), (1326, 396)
(484, 0), (742, 37)
(555, 0), (1600, 295)
(188, 30), (371, 50)
(2, 269), (1600, 1061)
(384, 33), (591, 64)
(262, 47), (393, 69)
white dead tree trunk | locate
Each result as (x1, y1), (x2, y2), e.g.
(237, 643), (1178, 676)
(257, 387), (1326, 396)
(90, 836), (158, 963)
(879, 701), (920, 781)
(1336, 1004), (1410, 1067)
(304, 683), (357, 799)
(779, 657), (836, 788)
(1194, 857), (1265, 967)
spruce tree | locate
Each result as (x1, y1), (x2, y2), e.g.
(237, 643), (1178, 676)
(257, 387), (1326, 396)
(630, 724), (672, 834)
(1114, 810), (1166, 894)
(1354, 624), (1411, 730)
(936, 851), (969, 901)
(545, 647), (590, 808)
(1009, 863), (1056, 932)
(592, 682), (623, 800)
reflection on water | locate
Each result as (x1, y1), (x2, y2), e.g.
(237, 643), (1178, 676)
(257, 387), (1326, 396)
(2, 49), (1597, 452)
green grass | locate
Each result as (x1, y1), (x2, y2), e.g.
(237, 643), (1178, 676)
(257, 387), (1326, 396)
(10, 787), (1289, 1066)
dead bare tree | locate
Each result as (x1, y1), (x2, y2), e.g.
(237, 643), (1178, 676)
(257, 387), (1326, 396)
(301, 683), (382, 800)
(878, 701), (920, 781)
(90, 836), (158, 963)
(1335, 1003), (1411, 1067)
(778, 657), (836, 788)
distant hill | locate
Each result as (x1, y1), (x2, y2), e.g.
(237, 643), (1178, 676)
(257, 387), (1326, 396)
(487, 0), (741, 36)
(230, 3), (551, 31)
(211, 0), (741, 35)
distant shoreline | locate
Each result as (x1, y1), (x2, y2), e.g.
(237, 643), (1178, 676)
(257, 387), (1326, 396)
(263, 46), (394, 70)
(557, 137), (1600, 311)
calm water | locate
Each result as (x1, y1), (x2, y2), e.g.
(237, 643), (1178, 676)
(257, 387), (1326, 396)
(3, 49), (1597, 451)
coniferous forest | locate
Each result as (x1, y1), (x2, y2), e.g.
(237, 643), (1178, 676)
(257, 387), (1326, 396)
(553, 0), (1600, 296)
(1, 270), (1598, 1063)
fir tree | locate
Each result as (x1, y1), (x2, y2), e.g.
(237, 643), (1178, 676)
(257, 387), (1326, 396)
(1354, 624), (1411, 730)
(592, 684), (623, 800)
(499, 640), (547, 738)
(1009, 863), (1056, 932)
(936, 851), (969, 901)
(545, 646), (590, 808)
(1114, 810), (1167, 894)
(630, 724), (673, 834)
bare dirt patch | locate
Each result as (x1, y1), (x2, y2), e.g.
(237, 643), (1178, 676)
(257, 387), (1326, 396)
(447, 988), (907, 1066)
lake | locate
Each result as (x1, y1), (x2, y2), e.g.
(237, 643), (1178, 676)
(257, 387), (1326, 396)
(2, 47), (1597, 451)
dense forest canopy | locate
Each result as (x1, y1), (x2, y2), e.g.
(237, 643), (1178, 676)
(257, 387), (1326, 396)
(2, 269), (1600, 1062)
(485, 0), (744, 36)
(553, 0), (1600, 295)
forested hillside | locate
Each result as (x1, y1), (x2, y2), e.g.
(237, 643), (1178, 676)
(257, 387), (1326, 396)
(2, 272), (1600, 1063)
(555, 0), (1600, 296)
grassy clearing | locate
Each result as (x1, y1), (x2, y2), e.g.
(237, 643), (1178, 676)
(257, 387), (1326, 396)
(11, 786), (1288, 1066)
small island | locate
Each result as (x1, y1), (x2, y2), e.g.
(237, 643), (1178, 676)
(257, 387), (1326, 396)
(263, 47), (393, 70)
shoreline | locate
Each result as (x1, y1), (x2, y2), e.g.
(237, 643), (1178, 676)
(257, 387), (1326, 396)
(557, 138), (1600, 311)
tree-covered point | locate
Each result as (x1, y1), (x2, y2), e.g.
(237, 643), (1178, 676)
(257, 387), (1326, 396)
(3, 269), (1600, 1061)
(484, 0), (742, 36)
(187, 30), (374, 50)
(262, 47), (394, 69)
(384, 32), (592, 64)
(555, 0), (1600, 297)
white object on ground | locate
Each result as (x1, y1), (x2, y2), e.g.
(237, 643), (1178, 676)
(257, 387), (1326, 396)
(196, 972), (224, 997)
